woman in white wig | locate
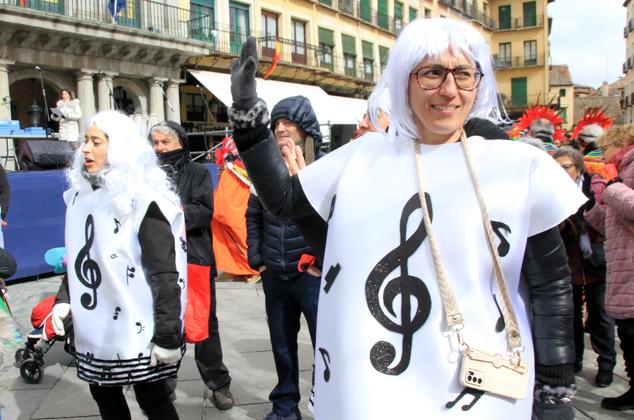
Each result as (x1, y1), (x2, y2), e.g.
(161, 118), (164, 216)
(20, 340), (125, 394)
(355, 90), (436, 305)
(51, 110), (187, 420)
(228, 18), (584, 420)
(354, 77), (391, 138)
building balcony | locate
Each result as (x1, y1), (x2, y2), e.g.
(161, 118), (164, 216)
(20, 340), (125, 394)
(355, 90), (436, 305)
(316, 0), (402, 34)
(493, 54), (545, 69)
(195, 27), (380, 87)
(2, 0), (210, 41)
(438, 0), (497, 30)
(496, 14), (545, 31)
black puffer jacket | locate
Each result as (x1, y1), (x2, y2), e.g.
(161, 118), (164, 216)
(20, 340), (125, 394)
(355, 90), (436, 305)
(246, 193), (313, 279)
(157, 121), (214, 267)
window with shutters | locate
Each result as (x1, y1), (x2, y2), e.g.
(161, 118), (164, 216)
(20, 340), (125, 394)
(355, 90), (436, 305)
(498, 5), (511, 30)
(499, 42), (511, 67)
(424, 8), (431, 18)
(524, 40), (537, 65)
(379, 46), (389, 73)
(318, 27), (334, 70)
(511, 77), (527, 106)
(378, 0), (389, 30)
(342, 34), (357, 77)
(394, 2), (403, 32)
(523, 1), (536, 27)
(360, 0), (371, 22)
(362, 40), (374, 81)
(409, 7), (417, 23)
(291, 19), (307, 65)
(190, 0), (214, 42)
(229, 1), (250, 55)
(260, 11), (277, 59)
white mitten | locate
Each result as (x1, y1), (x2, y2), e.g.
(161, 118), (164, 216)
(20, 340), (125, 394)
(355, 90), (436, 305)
(149, 344), (182, 367)
(52, 303), (71, 336)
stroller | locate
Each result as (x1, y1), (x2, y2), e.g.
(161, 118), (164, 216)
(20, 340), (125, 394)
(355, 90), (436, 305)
(14, 248), (72, 384)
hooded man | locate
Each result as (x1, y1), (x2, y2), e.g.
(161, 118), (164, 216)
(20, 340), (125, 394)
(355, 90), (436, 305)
(246, 96), (322, 420)
(150, 121), (234, 411)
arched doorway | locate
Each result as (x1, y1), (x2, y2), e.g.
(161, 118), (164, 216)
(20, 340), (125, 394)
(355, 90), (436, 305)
(9, 78), (60, 132)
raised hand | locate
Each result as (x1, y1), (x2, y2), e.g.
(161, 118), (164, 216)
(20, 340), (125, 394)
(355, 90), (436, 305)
(230, 36), (259, 111)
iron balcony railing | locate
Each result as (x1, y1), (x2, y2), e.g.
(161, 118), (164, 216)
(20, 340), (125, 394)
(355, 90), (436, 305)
(438, 0), (496, 30)
(198, 25), (381, 84)
(493, 54), (545, 69)
(4, 0), (211, 41)
(496, 14), (545, 31)
(317, 0), (402, 34)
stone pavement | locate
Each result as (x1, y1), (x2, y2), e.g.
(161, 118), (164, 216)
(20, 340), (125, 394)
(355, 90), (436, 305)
(1, 275), (632, 420)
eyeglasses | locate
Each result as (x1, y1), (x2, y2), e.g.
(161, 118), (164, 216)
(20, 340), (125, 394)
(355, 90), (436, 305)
(411, 65), (483, 91)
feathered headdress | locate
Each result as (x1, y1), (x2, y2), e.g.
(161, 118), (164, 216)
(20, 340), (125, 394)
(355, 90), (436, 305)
(571, 108), (613, 140)
(506, 105), (567, 142)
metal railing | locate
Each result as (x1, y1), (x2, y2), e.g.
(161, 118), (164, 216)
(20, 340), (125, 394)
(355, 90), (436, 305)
(3, 0), (210, 41)
(317, 0), (402, 34)
(493, 54), (545, 69)
(438, 0), (496, 30)
(496, 14), (544, 31)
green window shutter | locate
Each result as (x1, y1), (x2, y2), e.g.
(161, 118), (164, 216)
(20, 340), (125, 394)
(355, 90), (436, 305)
(379, 46), (389, 64)
(498, 5), (511, 30)
(511, 77), (528, 107)
(409, 7), (417, 22)
(319, 0), (332, 5)
(559, 88), (566, 97)
(394, 2), (403, 19)
(319, 27), (334, 46)
(362, 41), (373, 60)
(342, 34), (356, 56)
(523, 1), (536, 27)
(378, 0), (389, 29)
(360, 0), (371, 22)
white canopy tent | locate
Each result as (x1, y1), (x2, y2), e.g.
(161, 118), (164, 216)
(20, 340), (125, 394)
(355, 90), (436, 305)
(188, 70), (367, 126)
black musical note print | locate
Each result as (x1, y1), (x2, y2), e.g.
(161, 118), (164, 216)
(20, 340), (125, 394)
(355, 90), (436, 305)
(74, 215), (101, 310)
(135, 322), (145, 334)
(328, 194), (337, 221)
(365, 193), (432, 375)
(85, 352), (94, 363)
(72, 191), (79, 205)
(110, 254), (118, 259)
(180, 237), (187, 252)
(318, 348), (331, 382)
(445, 388), (484, 411)
(491, 221), (511, 257)
(323, 263), (340, 294)
(113, 306), (121, 320)
(126, 266), (135, 285)
(113, 218), (121, 234)
(177, 278), (185, 289)
(493, 295), (505, 332)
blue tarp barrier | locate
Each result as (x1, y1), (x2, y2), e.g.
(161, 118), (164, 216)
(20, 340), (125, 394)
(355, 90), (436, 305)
(5, 164), (218, 281)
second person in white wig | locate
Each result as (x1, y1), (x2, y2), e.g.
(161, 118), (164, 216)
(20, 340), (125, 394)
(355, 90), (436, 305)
(227, 18), (584, 420)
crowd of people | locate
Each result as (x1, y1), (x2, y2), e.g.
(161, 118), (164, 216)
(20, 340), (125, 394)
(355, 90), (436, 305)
(2, 16), (633, 420)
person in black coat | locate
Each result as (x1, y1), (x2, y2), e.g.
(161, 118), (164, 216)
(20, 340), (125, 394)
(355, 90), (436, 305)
(246, 96), (321, 420)
(150, 121), (234, 410)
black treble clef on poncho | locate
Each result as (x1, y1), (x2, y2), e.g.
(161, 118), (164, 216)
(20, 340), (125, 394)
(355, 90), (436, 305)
(75, 214), (102, 310)
(365, 193), (432, 375)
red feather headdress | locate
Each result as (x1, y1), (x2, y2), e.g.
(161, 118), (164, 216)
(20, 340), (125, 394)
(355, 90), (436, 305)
(571, 108), (613, 140)
(506, 105), (566, 141)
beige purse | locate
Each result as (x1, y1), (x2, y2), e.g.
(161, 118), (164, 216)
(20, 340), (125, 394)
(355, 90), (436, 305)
(414, 133), (529, 400)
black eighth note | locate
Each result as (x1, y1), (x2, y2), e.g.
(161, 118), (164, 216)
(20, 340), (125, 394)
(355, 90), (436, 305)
(445, 388), (484, 411)
(113, 306), (121, 320)
(126, 266), (135, 285)
(318, 348), (331, 382)
(113, 218), (121, 234)
(323, 263), (341, 294)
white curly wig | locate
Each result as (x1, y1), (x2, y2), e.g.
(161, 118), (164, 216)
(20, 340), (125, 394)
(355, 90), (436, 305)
(368, 76), (391, 132)
(384, 17), (501, 142)
(66, 110), (179, 217)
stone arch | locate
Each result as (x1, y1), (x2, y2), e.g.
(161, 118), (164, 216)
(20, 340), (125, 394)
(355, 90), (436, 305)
(113, 78), (147, 115)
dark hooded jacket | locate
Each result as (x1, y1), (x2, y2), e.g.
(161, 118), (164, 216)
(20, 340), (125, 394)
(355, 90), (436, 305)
(246, 96), (321, 278)
(156, 121), (215, 267)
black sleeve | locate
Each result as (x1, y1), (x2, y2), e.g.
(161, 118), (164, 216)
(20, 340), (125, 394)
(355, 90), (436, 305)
(234, 125), (315, 221)
(54, 274), (70, 305)
(0, 164), (10, 218)
(521, 226), (575, 386)
(245, 193), (264, 270)
(183, 167), (213, 230)
(0, 247), (16, 279)
(139, 201), (182, 349)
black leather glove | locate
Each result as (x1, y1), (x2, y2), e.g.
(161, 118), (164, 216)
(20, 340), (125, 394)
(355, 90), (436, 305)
(230, 36), (259, 111)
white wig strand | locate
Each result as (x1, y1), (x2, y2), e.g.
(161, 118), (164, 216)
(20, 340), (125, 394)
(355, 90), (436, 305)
(368, 76), (391, 132)
(384, 17), (501, 142)
(66, 110), (179, 217)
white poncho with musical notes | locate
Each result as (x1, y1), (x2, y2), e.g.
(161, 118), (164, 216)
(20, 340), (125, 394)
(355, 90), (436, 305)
(297, 134), (586, 419)
(63, 187), (187, 385)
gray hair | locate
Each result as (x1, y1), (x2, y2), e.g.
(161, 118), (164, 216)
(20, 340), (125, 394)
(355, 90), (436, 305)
(517, 136), (546, 151)
(528, 119), (555, 142)
(552, 146), (586, 173)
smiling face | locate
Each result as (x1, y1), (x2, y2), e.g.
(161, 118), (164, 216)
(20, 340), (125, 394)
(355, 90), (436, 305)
(408, 50), (478, 144)
(83, 124), (109, 173)
(274, 119), (305, 152)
